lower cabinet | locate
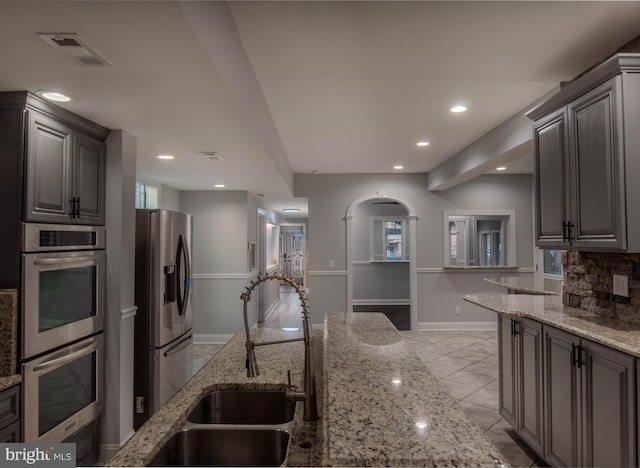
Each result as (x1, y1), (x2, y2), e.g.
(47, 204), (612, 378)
(498, 315), (544, 457)
(543, 325), (636, 467)
(63, 417), (101, 467)
(0, 384), (20, 443)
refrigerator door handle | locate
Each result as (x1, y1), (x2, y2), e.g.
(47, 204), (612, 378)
(176, 234), (191, 316)
(164, 333), (193, 357)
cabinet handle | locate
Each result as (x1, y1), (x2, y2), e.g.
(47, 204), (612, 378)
(69, 197), (80, 218)
(572, 343), (584, 368)
(510, 319), (519, 337)
(566, 221), (574, 243)
(562, 222), (567, 242)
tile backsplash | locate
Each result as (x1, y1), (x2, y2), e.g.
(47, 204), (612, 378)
(563, 251), (640, 323)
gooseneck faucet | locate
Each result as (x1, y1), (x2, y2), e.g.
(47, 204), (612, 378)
(241, 273), (319, 421)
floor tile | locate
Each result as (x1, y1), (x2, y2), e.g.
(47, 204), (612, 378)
(438, 378), (479, 401)
(444, 368), (497, 387)
(461, 387), (499, 410)
(458, 401), (502, 431)
(484, 428), (540, 468)
(429, 354), (476, 371)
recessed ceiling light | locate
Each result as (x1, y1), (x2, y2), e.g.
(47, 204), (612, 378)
(214, 184), (226, 188)
(393, 165), (404, 170)
(37, 91), (71, 102)
(416, 141), (430, 147)
(451, 105), (467, 113)
(156, 154), (175, 160)
(283, 208), (300, 213)
(496, 166), (507, 171)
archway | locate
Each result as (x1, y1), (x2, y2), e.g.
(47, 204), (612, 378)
(345, 192), (418, 331)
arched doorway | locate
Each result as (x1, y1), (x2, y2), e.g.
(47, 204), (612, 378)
(345, 192), (418, 331)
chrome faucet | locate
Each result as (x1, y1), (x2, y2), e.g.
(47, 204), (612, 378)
(241, 273), (319, 421)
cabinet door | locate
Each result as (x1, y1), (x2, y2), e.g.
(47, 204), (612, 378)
(74, 133), (106, 225)
(533, 107), (570, 248)
(581, 340), (635, 468)
(518, 318), (544, 457)
(568, 76), (626, 250)
(25, 110), (73, 223)
(543, 325), (579, 467)
(498, 315), (517, 428)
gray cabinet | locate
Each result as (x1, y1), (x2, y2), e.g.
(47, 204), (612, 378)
(0, 91), (109, 232)
(498, 315), (544, 457)
(0, 384), (20, 443)
(528, 54), (640, 252)
(543, 325), (636, 467)
(26, 109), (106, 225)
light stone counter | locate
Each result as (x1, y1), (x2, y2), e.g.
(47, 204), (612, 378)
(464, 294), (640, 358)
(323, 312), (505, 467)
(107, 327), (321, 467)
(484, 276), (561, 295)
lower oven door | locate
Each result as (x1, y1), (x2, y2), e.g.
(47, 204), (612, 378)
(22, 249), (105, 359)
(22, 333), (104, 443)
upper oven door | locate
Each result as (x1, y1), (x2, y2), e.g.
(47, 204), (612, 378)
(22, 249), (105, 359)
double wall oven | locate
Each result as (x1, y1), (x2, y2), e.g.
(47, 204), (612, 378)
(20, 223), (105, 443)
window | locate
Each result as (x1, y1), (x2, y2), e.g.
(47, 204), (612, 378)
(371, 217), (408, 261)
(135, 182), (158, 209)
(444, 210), (516, 267)
(543, 250), (562, 276)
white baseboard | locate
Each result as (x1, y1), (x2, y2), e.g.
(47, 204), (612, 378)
(418, 321), (497, 331)
(100, 430), (135, 462)
(194, 334), (233, 344)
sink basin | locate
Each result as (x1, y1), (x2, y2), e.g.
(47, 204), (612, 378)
(148, 427), (290, 466)
(187, 389), (295, 425)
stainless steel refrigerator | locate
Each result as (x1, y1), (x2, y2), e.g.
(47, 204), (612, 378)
(134, 209), (193, 430)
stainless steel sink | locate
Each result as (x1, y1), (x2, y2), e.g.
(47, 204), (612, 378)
(187, 389), (295, 425)
(148, 427), (290, 466)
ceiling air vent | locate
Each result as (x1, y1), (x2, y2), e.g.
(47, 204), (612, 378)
(200, 152), (223, 161)
(38, 33), (113, 67)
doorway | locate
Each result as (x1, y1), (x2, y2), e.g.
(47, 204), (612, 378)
(345, 192), (418, 331)
(279, 225), (305, 288)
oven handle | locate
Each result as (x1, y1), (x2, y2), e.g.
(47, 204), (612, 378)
(164, 333), (193, 357)
(33, 255), (97, 266)
(32, 339), (98, 372)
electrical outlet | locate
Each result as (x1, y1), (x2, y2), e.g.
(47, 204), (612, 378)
(455, 306), (461, 316)
(613, 274), (629, 297)
(328, 259), (334, 268)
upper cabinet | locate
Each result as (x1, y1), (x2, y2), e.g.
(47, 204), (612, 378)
(0, 91), (109, 225)
(528, 54), (640, 252)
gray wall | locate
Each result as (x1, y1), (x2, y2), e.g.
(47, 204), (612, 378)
(180, 190), (283, 339)
(295, 172), (533, 327)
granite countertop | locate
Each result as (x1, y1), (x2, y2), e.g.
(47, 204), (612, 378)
(0, 375), (21, 392)
(0, 289), (18, 377)
(464, 294), (640, 358)
(484, 276), (561, 295)
(323, 312), (505, 467)
(107, 328), (321, 467)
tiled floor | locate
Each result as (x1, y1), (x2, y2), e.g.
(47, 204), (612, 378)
(401, 329), (548, 468)
(191, 292), (547, 467)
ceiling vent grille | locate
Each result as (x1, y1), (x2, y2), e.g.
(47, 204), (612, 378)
(38, 33), (113, 67)
(200, 152), (223, 160)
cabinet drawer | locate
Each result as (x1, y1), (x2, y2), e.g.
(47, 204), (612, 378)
(0, 384), (20, 429)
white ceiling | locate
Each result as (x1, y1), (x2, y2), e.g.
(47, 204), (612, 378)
(1, 1), (639, 218)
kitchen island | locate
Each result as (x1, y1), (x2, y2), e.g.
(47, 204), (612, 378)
(108, 312), (504, 467)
